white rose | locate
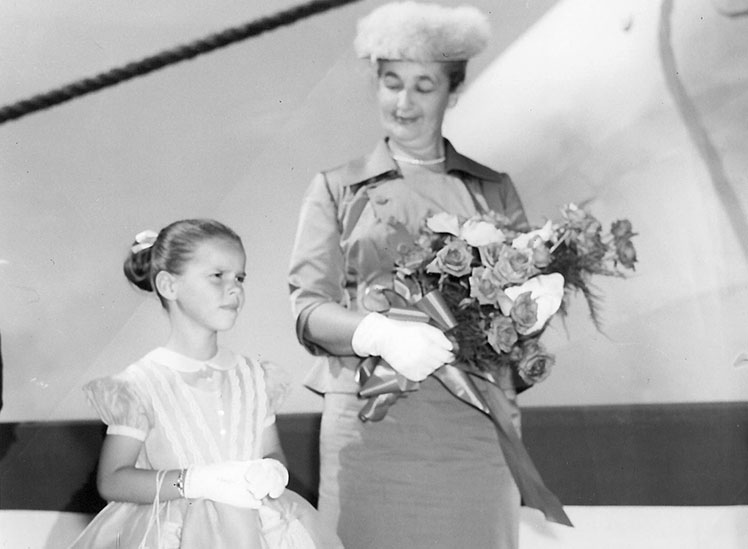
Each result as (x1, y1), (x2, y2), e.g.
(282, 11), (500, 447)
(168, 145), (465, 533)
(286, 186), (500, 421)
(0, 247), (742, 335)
(512, 220), (554, 249)
(503, 273), (565, 334)
(426, 212), (461, 236)
(460, 219), (506, 247)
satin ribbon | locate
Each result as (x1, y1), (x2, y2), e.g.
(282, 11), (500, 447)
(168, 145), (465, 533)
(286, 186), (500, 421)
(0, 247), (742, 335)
(356, 355), (420, 422)
(355, 287), (573, 527)
(355, 292), (452, 422)
(432, 364), (572, 526)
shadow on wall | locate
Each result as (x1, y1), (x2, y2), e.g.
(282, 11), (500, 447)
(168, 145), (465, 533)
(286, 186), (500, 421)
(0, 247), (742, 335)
(445, 0), (748, 408)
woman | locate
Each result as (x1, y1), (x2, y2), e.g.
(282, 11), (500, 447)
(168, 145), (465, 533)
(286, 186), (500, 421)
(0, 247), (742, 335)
(288, 3), (529, 548)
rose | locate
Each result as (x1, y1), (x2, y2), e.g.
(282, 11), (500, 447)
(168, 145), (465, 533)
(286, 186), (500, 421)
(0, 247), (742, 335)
(532, 245), (552, 269)
(415, 226), (444, 254)
(427, 239), (473, 277)
(562, 203), (587, 224)
(388, 219), (437, 271)
(611, 219), (637, 270)
(616, 239), (637, 270)
(511, 220), (553, 250)
(394, 241), (434, 272)
(478, 242), (502, 268)
(460, 218), (506, 247)
(576, 232), (604, 256)
(583, 217), (602, 238)
(611, 219), (634, 239)
(509, 292), (538, 334)
(517, 339), (554, 384)
(492, 245), (538, 286)
(468, 267), (502, 305)
(503, 273), (565, 335)
(563, 204), (601, 237)
(486, 315), (518, 354)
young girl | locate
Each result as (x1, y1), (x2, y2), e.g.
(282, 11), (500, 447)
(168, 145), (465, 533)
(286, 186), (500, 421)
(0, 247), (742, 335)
(70, 219), (341, 548)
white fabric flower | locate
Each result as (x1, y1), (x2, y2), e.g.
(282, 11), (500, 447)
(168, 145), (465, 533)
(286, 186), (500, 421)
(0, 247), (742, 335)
(503, 273), (565, 334)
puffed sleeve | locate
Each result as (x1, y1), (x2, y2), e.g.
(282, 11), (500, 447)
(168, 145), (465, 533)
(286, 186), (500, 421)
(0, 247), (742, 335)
(260, 360), (292, 428)
(288, 172), (347, 355)
(83, 375), (151, 441)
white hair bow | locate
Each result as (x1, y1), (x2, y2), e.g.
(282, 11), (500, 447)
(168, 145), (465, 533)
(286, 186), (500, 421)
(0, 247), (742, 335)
(131, 229), (158, 254)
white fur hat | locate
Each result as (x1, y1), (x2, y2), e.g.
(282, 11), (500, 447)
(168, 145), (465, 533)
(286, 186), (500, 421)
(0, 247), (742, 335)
(354, 1), (490, 62)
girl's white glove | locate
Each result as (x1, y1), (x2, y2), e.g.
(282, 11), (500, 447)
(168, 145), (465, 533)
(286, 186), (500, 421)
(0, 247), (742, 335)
(183, 459), (289, 508)
(184, 461), (262, 508)
(351, 312), (454, 381)
(244, 458), (289, 500)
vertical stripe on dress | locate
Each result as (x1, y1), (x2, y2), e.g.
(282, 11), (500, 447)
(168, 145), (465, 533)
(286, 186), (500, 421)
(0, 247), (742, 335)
(227, 366), (242, 460)
(249, 358), (267, 459)
(130, 365), (190, 466)
(165, 366), (224, 464)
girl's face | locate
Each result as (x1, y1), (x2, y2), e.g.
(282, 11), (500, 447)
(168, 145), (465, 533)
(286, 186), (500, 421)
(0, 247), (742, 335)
(375, 60), (458, 150)
(170, 237), (246, 334)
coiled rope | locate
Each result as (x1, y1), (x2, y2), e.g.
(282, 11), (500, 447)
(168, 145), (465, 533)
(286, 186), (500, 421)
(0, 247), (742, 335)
(0, 0), (362, 126)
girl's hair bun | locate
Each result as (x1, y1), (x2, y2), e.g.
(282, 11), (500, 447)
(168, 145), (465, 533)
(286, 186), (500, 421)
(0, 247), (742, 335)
(123, 243), (155, 292)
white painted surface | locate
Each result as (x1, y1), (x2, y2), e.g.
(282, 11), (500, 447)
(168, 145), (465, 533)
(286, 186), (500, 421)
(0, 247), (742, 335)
(2, 506), (747, 549)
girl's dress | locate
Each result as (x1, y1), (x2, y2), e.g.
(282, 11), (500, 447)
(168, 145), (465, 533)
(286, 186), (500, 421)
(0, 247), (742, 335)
(288, 139), (528, 549)
(68, 347), (342, 549)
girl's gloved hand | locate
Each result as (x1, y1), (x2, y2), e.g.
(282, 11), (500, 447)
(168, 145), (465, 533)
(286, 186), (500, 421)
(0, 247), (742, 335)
(183, 461), (262, 509)
(244, 458), (289, 500)
(351, 312), (454, 381)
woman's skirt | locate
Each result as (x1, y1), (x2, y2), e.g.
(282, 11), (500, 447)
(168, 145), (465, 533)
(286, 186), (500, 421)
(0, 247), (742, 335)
(318, 376), (521, 549)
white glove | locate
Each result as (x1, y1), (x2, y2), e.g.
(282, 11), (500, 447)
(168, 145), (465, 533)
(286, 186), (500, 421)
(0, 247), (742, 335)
(351, 312), (454, 381)
(244, 458), (289, 500)
(183, 461), (262, 509)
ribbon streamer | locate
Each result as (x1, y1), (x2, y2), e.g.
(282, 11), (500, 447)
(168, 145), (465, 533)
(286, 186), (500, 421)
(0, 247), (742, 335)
(432, 365), (572, 526)
(355, 287), (572, 526)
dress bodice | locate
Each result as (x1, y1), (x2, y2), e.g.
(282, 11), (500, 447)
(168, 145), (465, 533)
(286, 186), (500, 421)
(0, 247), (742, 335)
(83, 347), (287, 470)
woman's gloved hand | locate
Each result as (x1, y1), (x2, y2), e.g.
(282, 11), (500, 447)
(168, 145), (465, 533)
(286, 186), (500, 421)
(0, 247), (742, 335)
(351, 312), (454, 381)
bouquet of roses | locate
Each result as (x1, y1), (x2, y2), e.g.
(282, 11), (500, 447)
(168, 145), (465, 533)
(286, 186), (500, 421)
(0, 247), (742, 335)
(354, 203), (636, 526)
(385, 202), (637, 391)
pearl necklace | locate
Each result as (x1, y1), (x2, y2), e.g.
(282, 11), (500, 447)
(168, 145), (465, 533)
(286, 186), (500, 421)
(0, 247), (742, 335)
(392, 153), (446, 166)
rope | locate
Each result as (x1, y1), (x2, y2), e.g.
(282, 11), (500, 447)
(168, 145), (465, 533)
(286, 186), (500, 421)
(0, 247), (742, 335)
(0, 0), (363, 126)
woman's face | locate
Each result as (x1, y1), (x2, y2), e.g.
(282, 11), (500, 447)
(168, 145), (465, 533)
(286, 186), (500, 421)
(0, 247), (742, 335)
(376, 60), (458, 150)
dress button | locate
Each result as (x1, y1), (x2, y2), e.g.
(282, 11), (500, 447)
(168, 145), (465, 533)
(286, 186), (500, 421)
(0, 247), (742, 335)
(217, 409), (225, 416)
